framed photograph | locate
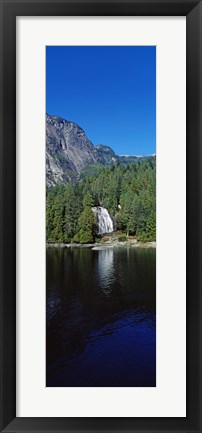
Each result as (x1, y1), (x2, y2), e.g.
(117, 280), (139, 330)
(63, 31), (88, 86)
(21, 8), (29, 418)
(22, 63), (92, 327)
(0, 0), (201, 432)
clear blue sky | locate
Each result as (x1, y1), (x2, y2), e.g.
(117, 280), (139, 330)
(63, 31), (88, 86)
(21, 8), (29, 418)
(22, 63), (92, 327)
(46, 46), (156, 156)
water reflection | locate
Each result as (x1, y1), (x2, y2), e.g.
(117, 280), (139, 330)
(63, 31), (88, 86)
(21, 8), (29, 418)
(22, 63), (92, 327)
(97, 248), (115, 295)
(46, 247), (156, 387)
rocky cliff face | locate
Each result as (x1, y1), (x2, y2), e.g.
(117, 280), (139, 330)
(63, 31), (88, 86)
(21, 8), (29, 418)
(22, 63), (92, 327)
(47, 114), (97, 186)
(46, 113), (155, 187)
(46, 114), (121, 187)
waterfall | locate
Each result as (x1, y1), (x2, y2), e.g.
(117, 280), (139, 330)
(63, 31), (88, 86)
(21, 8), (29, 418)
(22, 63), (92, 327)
(92, 206), (113, 235)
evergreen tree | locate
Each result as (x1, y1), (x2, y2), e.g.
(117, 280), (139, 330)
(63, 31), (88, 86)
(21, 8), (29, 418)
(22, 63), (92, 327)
(77, 207), (95, 243)
(64, 184), (82, 241)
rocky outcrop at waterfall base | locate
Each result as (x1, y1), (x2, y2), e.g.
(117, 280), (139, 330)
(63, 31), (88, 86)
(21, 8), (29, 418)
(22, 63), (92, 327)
(46, 113), (156, 187)
(47, 232), (156, 249)
(47, 241), (156, 249)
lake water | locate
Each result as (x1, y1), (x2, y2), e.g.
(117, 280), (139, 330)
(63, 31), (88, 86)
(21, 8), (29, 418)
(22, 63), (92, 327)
(46, 246), (156, 387)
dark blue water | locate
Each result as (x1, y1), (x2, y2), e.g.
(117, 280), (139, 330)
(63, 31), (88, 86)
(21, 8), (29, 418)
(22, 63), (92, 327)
(46, 246), (156, 387)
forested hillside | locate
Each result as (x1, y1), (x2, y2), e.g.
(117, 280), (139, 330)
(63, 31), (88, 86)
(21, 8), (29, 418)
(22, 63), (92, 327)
(46, 158), (156, 243)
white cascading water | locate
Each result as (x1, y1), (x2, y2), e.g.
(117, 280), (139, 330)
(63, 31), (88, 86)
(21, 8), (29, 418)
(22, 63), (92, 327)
(92, 206), (113, 235)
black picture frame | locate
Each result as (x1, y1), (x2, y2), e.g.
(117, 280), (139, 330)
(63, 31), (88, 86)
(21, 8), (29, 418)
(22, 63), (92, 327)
(0, 0), (201, 432)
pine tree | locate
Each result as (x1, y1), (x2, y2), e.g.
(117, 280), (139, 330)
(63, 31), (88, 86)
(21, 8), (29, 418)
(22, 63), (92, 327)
(77, 207), (95, 243)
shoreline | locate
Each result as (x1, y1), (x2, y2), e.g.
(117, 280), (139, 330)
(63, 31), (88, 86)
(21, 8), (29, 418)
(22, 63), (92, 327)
(46, 240), (156, 249)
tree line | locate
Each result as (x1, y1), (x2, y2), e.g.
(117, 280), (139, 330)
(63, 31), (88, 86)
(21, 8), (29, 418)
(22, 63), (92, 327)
(46, 159), (156, 243)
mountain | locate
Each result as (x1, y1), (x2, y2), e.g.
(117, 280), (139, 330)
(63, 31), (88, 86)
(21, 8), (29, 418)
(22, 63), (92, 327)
(94, 144), (118, 164)
(46, 113), (155, 187)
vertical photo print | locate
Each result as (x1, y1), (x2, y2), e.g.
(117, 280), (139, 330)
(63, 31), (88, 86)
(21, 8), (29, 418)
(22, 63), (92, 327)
(46, 46), (156, 387)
